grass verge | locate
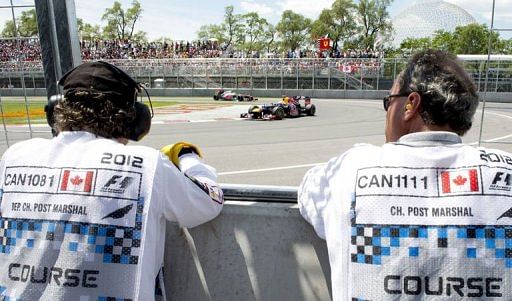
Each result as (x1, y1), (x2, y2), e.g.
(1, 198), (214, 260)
(0, 100), (177, 125)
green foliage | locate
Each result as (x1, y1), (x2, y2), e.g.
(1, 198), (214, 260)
(431, 30), (454, 52)
(311, 0), (358, 52)
(222, 5), (244, 48)
(1, 9), (38, 37)
(131, 31), (148, 43)
(101, 0), (143, 40)
(355, 0), (393, 50)
(276, 10), (312, 52)
(197, 24), (226, 44)
(77, 18), (102, 41)
(504, 39), (512, 55)
(397, 23), (510, 55)
(451, 23), (500, 54)
(309, 0), (393, 53)
(398, 37), (432, 56)
(263, 23), (278, 55)
(239, 12), (269, 55)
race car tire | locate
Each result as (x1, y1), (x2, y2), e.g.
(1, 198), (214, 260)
(305, 104), (316, 116)
(237, 95), (244, 101)
(213, 95), (219, 100)
(272, 106), (285, 120)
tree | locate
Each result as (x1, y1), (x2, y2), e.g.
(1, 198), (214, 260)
(311, 0), (357, 53)
(276, 10), (312, 53)
(1, 9), (38, 37)
(504, 39), (512, 55)
(77, 18), (102, 41)
(431, 30), (455, 52)
(354, 0), (393, 50)
(131, 31), (148, 43)
(398, 37), (432, 56)
(197, 24), (227, 45)
(263, 23), (278, 55)
(240, 12), (268, 56)
(451, 23), (502, 54)
(101, 0), (142, 40)
(221, 5), (243, 49)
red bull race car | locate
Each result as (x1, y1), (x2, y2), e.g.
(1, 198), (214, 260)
(240, 96), (316, 120)
(213, 89), (256, 101)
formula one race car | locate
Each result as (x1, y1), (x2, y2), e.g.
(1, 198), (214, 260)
(213, 89), (256, 101)
(240, 95), (316, 120)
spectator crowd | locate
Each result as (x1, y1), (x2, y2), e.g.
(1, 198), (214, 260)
(0, 38), (381, 62)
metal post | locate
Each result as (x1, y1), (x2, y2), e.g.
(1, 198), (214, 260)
(312, 60), (315, 89)
(280, 61), (283, 90)
(478, 0), (496, 146)
(265, 60), (268, 90)
(10, 0), (32, 137)
(344, 61), (347, 90)
(35, 0), (81, 99)
(205, 62), (209, 89)
(327, 62), (331, 90)
(477, 63), (482, 92)
(360, 64), (364, 90)
(296, 60), (299, 90)
(250, 59), (253, 91)
(495, 61), (500, 92)
(392, 58), (397, 83)
(220, 60), (223, 88)
(376, 60), (381, 90)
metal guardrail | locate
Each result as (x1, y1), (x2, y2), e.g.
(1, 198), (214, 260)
(220, 183), (298, 203)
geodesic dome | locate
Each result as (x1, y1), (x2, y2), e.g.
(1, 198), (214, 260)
(391, 0), (476, 48)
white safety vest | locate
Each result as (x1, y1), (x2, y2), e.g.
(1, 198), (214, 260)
(0, 131), (223, 300)
(299, 132), (512, 300)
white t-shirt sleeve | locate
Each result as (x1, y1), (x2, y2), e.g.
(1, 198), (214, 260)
(298, 153), (347, 239)
(0, 154), (5, 213)
(154, 152), (224, 228)
(298, 164), (330, 239)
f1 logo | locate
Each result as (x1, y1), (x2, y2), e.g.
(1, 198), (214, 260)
(492, 172), (512, 186)
(104, 175), (134, 189)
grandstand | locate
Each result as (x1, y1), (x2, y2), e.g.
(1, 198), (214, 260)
(0, 38), (510, 93)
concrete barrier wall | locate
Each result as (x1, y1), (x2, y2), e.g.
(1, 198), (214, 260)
(163, 201), (332, 300)
(2, 88), (512, 103)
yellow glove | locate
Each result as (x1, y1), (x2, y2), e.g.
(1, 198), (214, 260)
(160, 141), (203, 168)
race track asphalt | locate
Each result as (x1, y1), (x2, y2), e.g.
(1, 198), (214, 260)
(3, 98), (512, 187)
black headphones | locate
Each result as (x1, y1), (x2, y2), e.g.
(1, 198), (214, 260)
(45, 62), (153, 141)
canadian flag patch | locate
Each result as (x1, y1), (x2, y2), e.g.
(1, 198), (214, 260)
(60, 169), (94, 193)
(440, 168), (480, 195)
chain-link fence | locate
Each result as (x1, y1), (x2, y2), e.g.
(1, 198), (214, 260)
(0, 0), (50, 153)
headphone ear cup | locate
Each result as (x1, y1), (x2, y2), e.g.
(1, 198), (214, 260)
(45, 95), (63, 136)
(127, 102), (152, 141)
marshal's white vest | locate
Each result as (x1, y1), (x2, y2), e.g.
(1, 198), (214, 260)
(0, 131), (223, 300)
(299, 132), (512, 300)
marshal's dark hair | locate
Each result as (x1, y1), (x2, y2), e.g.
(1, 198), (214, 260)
(53, 91), (136, 139)
(398, 49), (479, 136)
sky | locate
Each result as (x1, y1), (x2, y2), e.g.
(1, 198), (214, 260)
(0, 0), (511, 41)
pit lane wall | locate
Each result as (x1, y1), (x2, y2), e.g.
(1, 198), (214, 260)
(163, 185), (332, 300)
(2, 88), (512, 103)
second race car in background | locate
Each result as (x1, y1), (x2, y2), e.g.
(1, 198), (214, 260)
(213, 89), (256, 101)
(241, 95), (316, 120)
